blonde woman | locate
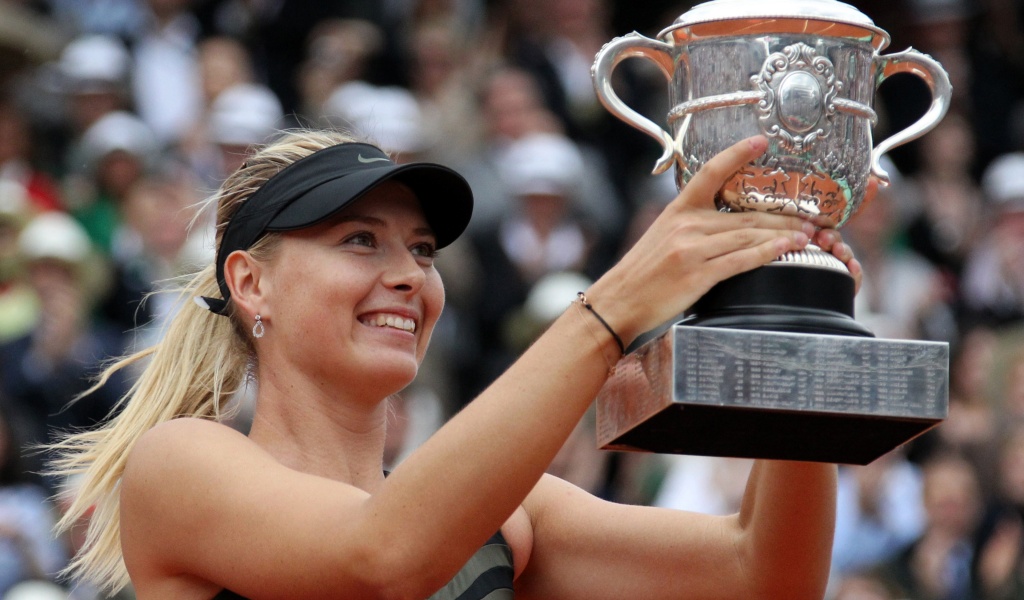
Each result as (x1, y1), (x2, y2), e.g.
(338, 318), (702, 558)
(50, 129), (862, 600)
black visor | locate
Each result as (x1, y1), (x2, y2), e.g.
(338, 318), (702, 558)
(198, 142), (474, 315)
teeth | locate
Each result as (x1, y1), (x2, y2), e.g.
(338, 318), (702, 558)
(363, 314), (416, 333)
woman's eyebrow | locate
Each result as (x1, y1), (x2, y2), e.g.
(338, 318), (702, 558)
(333, 215), (436, 239)
(333, 215), (385, 227)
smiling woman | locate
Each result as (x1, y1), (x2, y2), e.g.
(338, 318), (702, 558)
(47, 128), (859, 600)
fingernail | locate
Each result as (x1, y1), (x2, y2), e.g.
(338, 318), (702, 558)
(748, 136), (768, 152)
(802, 222), (816, 236)
(795, 232), (809, 246)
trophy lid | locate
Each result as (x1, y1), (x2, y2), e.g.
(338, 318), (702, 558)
(660, 0), (890, 49)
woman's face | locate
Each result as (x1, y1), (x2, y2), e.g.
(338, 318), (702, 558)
(257, 181), (445, 398)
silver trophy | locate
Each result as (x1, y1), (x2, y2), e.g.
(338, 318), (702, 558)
(591, 0), (951, 464)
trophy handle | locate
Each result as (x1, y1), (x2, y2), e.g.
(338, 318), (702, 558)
(871, 49), (952, 183)
(592, 32), (678, 174)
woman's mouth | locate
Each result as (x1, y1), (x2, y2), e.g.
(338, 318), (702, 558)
(359, 313), (417, 333)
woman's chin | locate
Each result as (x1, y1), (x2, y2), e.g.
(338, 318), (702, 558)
(362, 359), (420, 396)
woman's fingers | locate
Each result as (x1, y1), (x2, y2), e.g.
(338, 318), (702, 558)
(700, 227), (810, 262)
(814, 228), (864, 293)
(704, 235), (808, 281)
(698, 209), (816, 237)
(672, 136), (768, 211)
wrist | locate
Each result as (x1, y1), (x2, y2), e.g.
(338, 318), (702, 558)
(571, 293), (624, 374)
(579, 279), (640, 349)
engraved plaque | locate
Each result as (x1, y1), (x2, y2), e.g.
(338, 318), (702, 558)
(596, 325), (948, 465)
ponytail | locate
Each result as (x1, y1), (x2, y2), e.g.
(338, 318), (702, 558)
(48, 264), (250, 591)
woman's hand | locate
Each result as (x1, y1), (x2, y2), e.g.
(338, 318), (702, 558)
(586, 135), (816, 346)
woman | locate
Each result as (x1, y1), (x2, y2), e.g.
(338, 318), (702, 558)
(50, 129), (862, 599)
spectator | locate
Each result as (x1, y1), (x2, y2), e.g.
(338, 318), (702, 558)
(902, 112), (985, 280)
(405, 18), (480, 159)
(177, 36), (257, 184)
(831, 451), (926, 577)
(0, 182), (37, 344)
(879, 453), (983, 600)
(0, 403), (67, 597)
(465, 131), (616, 397)
(500, 0), (658, 201)
(324, 81), (429, 162)
(66, 110), (160, 256)
(0, 212), (126, 487)
(294, 19), (384, 122)
(54, 35), (133, 177)
(974, 423), (1024, 599)
(204, 83), (284, 183)
(130, 0), (204, 147)
(960, 152), (1024, 327)
(0, 102), (63, 213)
(453, 66), (623, 235)
(99, 164), (210, 344)
(448, 65), (564, 232)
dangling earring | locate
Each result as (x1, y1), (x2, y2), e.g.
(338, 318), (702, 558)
(252, 314), (265, 338)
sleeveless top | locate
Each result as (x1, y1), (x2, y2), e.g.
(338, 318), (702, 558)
(212, 529), (514, 600)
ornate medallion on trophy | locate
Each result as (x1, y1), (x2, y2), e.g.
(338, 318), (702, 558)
(592, 0), (952, 464)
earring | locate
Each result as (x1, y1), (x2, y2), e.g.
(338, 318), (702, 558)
(252, 314), (265, 338)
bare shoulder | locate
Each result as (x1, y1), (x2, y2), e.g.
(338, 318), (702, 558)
(119, 417), (382, 598)
(129, 416), (251, 457)
(120, 419), (274, 583)
(123, 418), (262, 500)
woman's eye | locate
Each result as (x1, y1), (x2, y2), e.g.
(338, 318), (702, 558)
(411, 242), (438, 259)
(344, 232), (376, 247)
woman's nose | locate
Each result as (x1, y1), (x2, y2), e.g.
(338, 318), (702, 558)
(381, 248), (426, 292)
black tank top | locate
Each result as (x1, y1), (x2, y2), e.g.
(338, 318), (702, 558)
(212, 529), (514, 599)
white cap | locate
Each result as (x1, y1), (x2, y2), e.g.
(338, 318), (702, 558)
(0, 180), (30, 224)
(18, 211), (93, 266)
(325, 82), (425, 154)
(2, 580), (69, 600)
(208, 83), (284, 146)
(58, 34), (130, 91)
(498, 132), (585, 199)
(981, 152), (1024, 213)
(80, 110), (160, 167)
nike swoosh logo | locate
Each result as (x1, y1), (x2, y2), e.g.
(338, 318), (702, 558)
(357, 154), (391, 164)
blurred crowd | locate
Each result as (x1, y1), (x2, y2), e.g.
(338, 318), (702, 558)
(0, 0), (1020, 598)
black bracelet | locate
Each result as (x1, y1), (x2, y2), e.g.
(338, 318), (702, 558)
(576, 292), (626, 356)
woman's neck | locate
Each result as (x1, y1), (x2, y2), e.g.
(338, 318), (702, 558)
(246, 372), (389, 493)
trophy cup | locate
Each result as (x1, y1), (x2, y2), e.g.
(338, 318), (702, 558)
(591, 0), (951, 464)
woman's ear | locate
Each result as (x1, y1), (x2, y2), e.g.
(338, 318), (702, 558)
(223, 250), (266, 319)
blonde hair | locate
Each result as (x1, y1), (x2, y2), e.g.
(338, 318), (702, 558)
(48, 129), (364, 592)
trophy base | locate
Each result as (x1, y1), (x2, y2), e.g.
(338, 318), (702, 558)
(596, 327), (949, 465)
(603, 403), (941, 465)
(683, 260), (874, 337)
